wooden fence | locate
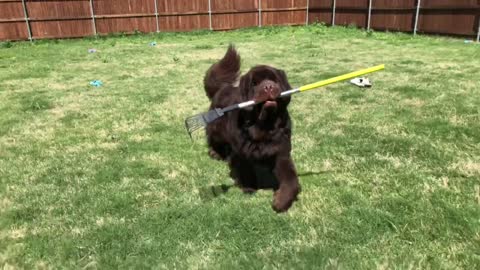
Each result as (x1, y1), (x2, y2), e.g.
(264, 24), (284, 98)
(1, 0), (479, 41)
(309, 0), (480, 37)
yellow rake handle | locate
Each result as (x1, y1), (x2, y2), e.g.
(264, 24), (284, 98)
(298, 64), (385, 92)
(278, 64), (385, 98)
(238, 64), (385, 109)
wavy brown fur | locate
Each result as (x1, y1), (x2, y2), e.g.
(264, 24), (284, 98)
(203, 46), (300, 213)
(203, 45), (241, 100)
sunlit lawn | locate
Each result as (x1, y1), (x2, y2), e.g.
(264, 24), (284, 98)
(1, 25), (479, 269)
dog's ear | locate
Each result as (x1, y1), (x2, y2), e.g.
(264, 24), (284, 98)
(276, 69), (292, 91)
(239, 71), (254, 101)
(276, 69), (291, 106)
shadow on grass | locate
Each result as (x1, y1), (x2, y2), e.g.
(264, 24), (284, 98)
(298, 171), (325, 177)
(199, 171), (325, 201)
(198, 184), (233, 202)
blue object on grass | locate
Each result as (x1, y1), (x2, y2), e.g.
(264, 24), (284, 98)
(149, 41), (157, 46)
(89, 80), (103, 87)
(88, 48), (97, 53)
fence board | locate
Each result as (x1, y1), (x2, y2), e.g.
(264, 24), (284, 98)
(96, 17), (157, 34)
(421, 0), (478, 8)
(0, 22), (28, 40)
(371, 0), (415, 32)
(30, 19), (93, 39)
(159, 15), (210, 31)
(26, 0), (91, 19)
(335, 0), (367, 8)
(418, 11), (478, 36)
(262, 10), (306, 26)
(334, 12), (367, 28)
(156, 0), (209, 31)
(308, 0), (333, 25)
(157, 0), (208, 13)
(309, 0), (332, 8)
(371, 10), (414, 32)
(261, 0), (307, 26)
(0, 1), (24, 19)
(262, 0), (307, 9)
(418, 0), (479, 36)
(212, 13), (258, 30)
(210, 0), (257, 29)
(308, 12), (332, 25)
(211, 0), (257, 12)
(92, 0), (155, 34)
(0, 0), (27, 40)
(93, 0), (155, 14)
(22, 0), (93, 38)
(330, 0), (368, 28)
(372, 0), (416, 9)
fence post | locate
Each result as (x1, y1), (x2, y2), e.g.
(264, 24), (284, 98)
(367, 0), (372, 30)
(89, 0), (97, 36)
(332, 0), (336, 26)
(208, 0), (213, 30)
(305, 0), (309, 25)
(477, 17), (480, 42)
(21, 0), (32, 41)
(258, 0), (262, 27)
(154, 0), (159, 32)
(413, 0), (421, 35)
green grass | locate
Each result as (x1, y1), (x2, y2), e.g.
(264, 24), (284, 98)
(1, 25), (479, 269)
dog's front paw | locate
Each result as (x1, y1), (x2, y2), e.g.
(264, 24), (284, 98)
(272, 184), (300, 213)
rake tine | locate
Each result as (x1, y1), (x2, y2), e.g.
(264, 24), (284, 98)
(189, 119), (205, 127)
(185, 123), (203, 139)
(189, 125), (204, 132)
(185, 112), (210, 140)
(186, 118), (206, 129)
(185, 119), (193, 140)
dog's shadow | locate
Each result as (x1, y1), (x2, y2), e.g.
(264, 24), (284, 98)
(199, 184), (233, 201)
(298, 171), (324, 177)
(199, 171), (324, 201)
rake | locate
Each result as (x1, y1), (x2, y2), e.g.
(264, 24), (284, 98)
(185, 64), (385, 138)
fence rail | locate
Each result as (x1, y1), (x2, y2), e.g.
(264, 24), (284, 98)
(1, 0), (479, 41)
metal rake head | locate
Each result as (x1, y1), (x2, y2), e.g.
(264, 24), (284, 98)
(185, 113), (207, 138)
(185, 108), (225, 139)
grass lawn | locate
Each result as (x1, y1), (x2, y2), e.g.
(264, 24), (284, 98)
(1, 25), (479, 269)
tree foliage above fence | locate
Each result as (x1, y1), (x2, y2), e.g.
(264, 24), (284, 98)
(0, 0), (479, 41)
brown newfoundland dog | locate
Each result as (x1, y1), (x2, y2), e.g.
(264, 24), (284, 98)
(204, 45), (300, 213)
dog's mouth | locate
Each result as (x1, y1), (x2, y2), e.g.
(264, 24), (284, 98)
(258, 100), (278, 121)
(263, 100), (278, 109)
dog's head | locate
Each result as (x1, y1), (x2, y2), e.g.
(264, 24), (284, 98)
(239, 65), (291, 122)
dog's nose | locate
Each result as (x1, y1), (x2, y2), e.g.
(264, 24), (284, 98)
(263, 84), (274, 92)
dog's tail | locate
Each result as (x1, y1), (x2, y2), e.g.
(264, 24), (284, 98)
(204, 45), (241, 100)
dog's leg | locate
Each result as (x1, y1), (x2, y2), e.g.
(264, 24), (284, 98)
(208, 148), (224, 160)
(272, 156), (300, 212)
(207, 136), (230, 161)
(229, 156), (258, 193)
